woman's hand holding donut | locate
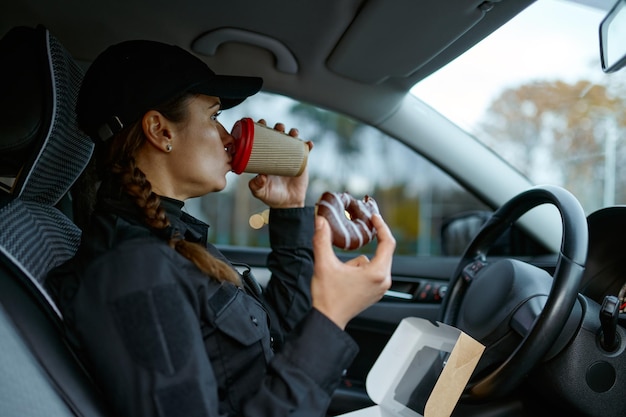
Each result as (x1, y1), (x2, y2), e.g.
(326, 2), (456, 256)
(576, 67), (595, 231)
(248, 119), (312, 208)
(311, 214), (396, 330)
(316, 192), (380, 250)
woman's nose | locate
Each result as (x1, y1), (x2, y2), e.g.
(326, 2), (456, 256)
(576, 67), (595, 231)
(219, 123), (235, 155)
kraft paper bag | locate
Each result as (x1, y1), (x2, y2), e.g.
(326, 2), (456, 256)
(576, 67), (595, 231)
(337, 318), (485, 417)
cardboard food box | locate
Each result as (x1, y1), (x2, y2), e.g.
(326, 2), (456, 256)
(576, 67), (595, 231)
(338, 317), (485, 417)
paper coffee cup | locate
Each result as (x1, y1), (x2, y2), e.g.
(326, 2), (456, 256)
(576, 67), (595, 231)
(230, 117), (309, 176)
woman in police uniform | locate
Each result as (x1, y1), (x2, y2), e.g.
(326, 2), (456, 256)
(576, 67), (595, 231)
(47, 39), (395, 417)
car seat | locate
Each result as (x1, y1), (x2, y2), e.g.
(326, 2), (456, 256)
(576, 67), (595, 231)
(0, 25), (111, 416)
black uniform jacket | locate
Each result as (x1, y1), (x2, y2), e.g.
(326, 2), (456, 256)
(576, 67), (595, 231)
(47, 187), (358, 417)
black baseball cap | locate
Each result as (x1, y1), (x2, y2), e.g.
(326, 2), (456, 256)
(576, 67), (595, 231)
(77, 39), (263, 142)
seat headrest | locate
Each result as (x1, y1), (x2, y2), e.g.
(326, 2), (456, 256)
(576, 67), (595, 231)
(0, 25), (93, 205)
(0, 26), (49, 178)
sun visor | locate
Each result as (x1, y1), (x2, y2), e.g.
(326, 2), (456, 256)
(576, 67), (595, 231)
(327, 0), (487, 84)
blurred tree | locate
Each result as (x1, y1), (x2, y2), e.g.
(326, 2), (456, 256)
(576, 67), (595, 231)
(478, 79), (626, 212)
(289, 103), (363, 154)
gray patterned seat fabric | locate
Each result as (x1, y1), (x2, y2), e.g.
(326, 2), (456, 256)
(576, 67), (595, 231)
(0, 25), (111, 416)
(0, 25), (93, 316)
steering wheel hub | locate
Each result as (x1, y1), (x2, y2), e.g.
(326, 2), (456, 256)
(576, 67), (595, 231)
(459, 259), (555, 341)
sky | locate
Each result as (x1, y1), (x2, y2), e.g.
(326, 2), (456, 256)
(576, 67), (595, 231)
(410, 0), (610, 132)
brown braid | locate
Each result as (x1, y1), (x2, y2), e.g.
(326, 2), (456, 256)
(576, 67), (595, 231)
(100, 93), (241, 286)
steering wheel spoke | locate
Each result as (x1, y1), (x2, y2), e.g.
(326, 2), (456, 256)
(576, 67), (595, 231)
(461, 260), (488, 283)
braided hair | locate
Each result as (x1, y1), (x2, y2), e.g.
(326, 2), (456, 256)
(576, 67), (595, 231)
(98, 93), (241, 286)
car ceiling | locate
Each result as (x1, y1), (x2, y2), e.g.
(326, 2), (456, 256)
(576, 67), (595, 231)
(3, 0), (535, 126)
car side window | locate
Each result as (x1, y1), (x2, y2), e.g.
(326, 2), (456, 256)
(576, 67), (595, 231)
(185, 92), (491, 256)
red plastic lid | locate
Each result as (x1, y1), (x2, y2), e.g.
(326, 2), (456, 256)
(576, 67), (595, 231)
(230, 117), (255, 174)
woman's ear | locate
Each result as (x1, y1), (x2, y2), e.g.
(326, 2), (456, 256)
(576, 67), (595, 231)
(142, 110), (173, 153)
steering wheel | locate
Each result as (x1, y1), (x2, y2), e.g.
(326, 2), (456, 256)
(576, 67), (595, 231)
(440, 185), (588, 400)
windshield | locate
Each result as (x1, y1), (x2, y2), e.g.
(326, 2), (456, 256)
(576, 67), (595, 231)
(412, 0), (623, 215)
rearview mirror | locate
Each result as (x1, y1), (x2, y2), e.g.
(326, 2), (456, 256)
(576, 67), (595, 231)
(600, 0), (626, 73)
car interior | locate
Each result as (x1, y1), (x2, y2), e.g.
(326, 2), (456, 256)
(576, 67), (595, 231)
(2, 0), (626, 416)
(0, 25), (110, 416)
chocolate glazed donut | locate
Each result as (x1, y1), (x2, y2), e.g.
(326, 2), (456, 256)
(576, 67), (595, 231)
(316, 192), (380, 250)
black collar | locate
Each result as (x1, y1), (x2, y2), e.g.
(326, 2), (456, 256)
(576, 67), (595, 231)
(97, 181), (209, 245)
